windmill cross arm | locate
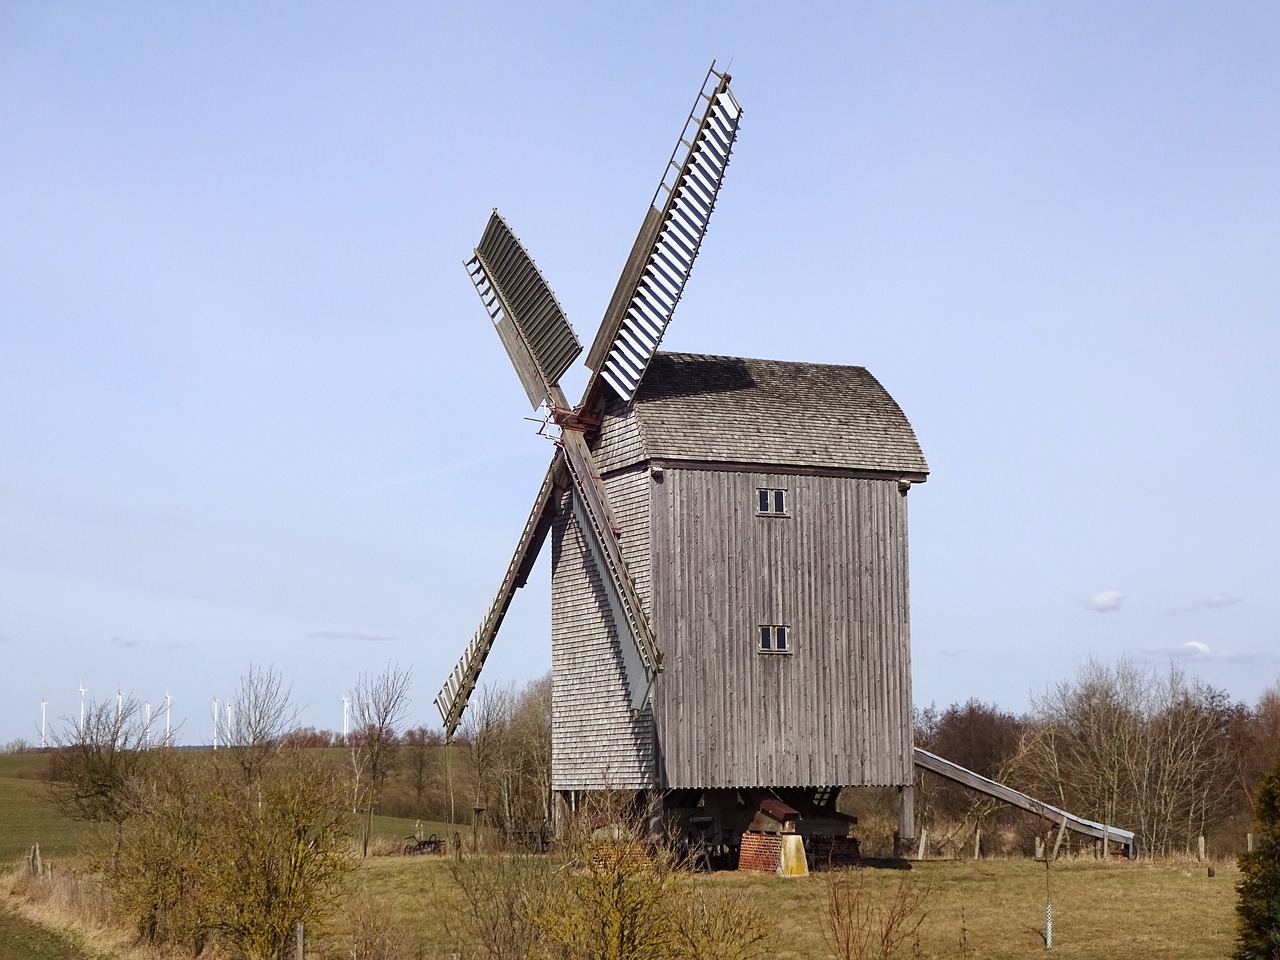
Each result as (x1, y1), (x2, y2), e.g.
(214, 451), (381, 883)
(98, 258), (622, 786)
(560, 429), (662, 680)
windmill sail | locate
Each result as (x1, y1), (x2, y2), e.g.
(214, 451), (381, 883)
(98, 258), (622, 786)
(559, 430), (662, 692)
(586, 64), (742, 401)
(434, 455), (564, 737)
(467, 212), (582, 408)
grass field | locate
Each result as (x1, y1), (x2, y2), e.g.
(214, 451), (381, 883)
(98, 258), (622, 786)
(0, 754), (89, 863)
(354, 853), (1239, 960)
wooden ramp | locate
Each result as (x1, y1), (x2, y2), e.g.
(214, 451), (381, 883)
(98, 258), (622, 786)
(913, 747), (1137, 858)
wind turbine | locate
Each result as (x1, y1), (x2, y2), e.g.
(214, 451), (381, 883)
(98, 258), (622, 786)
(116, 689), (123, 721)
(78, 683), (86, 734)
(226, 700), (234, 746)
(40, 698), (47, 749)
(342, 695), (350, 746)
(144, 701), (152, 748)
(212, 697), (219, 750)
(164, 692), (172, 744)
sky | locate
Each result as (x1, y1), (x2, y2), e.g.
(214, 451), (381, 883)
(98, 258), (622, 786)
(1, 2), (1277, 746)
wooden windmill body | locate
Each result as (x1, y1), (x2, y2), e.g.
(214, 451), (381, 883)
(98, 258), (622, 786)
(435, 65), (928, 858)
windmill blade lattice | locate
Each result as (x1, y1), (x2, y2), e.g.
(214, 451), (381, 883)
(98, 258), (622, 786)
(587, 65), (742, 401)
(434, 455), (564, 737)
(467, 212), (582, 408)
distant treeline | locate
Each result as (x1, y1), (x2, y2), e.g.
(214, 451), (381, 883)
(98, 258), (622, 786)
(10, 656), (1277, 860)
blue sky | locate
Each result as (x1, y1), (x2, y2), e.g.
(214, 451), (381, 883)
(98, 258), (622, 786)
(1, 2), (1276, 745)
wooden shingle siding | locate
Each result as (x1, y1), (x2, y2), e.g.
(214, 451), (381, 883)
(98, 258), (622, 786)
(603, 465), (652, 617)
(591, 394), (647, 475)
(550, 489), (655, 790)
(649, 467), (913, 789)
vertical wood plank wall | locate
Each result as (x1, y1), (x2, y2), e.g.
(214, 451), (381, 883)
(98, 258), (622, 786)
(649, 468), (914, 788)
(550, 473), (655, 791)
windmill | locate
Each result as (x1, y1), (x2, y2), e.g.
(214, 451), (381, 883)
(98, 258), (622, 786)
(434, 64), (930, 867)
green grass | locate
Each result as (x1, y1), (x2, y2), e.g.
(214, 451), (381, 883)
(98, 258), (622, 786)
(366, 814), (465, 854)
(0, 754), (89, 863)
(0, 907), (96, 960)
(0, 753), (55, 780)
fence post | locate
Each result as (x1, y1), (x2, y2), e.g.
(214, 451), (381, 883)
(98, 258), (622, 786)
(1247, 832), (1253, 853)
(973, 828), (981, 860)
(915, 827), (927, 861)
(1050, 816), (1068, 861)
(295, 921), (303, 960)
(1197, 836), (1205, 862)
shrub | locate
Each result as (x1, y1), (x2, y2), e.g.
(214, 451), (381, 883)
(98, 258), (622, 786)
(1236, 755), (1280, 959)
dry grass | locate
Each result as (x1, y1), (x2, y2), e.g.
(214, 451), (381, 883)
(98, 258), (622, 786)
(0, 756), (1240, 960)
(351, 853), (1239, 960)
(4, 853), (1240, 960)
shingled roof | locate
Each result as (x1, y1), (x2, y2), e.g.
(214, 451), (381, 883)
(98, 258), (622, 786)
(601, 352), (928, 476)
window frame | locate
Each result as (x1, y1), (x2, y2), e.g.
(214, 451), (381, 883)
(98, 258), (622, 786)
(758, 624), (791, 655)
(756, 487), (788, 517)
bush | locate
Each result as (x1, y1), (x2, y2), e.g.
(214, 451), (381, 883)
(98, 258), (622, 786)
(448, 798), (775, 960)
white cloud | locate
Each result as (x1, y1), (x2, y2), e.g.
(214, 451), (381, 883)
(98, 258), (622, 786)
(1140, 640), (1274, 665)
(109, 636), (142, 649)
(1166, 593), (1243, 616)
(1085, 590), (1124, 613)
(307, 629), (395, 644)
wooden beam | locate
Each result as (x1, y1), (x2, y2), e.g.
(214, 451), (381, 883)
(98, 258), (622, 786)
(914, 748), (1135, 852)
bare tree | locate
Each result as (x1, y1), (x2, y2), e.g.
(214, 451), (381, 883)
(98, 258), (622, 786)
(1015, 657), (1235, 856)
(348, 661), (413, 856)
(403, 725), (443, 813)
(510, 674), (553, 826)
(459, 682), (513, 836)
(48, 694), (157, 844)
(224, 664), (298, 786)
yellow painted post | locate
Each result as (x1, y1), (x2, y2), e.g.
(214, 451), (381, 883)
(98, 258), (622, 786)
(778, 835), (809, 877)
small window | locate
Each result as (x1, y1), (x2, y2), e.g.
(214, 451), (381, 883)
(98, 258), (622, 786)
(758, 625), (791, 654)
(756, 488), (787, 516)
